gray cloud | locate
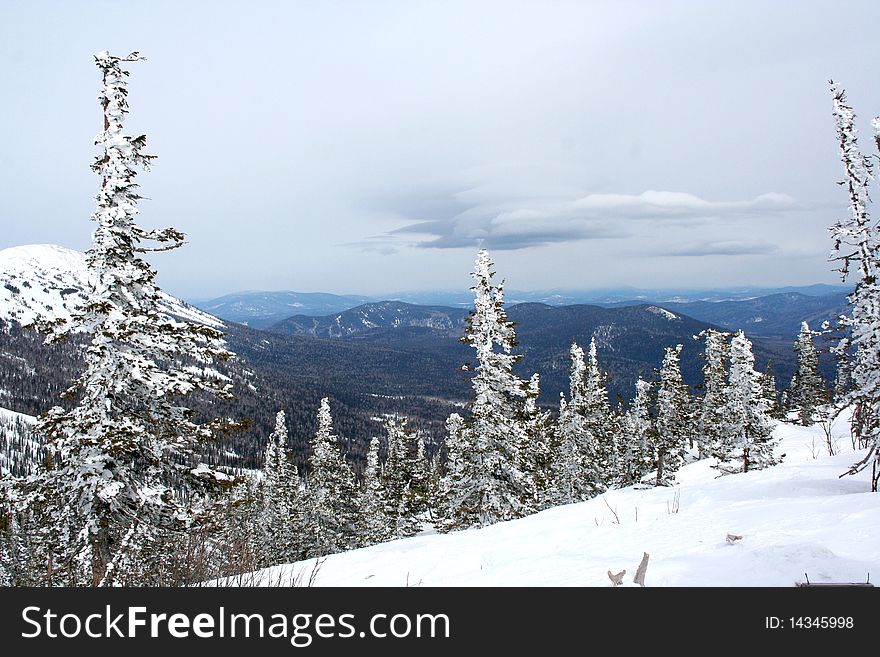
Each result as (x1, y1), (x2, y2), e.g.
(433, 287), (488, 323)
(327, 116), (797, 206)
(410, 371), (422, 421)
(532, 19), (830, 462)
(383, 189), (798, 251)
(663, 241), (780, 257)
(345, 235), (401, 255)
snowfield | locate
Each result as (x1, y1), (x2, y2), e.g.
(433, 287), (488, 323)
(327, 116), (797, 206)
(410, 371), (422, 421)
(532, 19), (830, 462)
(234, 411), (879, 587)
(0, 244), (224, 329)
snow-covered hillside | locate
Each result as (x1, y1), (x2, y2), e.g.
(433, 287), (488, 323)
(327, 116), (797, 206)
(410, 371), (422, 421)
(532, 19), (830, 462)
(0, 244), (223, 329)
(0, 406), (39, 477)
(238, 413), (879, 587)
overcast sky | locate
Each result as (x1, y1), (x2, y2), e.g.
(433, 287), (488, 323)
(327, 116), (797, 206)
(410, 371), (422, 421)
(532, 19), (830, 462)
(2, 0), (879, 299)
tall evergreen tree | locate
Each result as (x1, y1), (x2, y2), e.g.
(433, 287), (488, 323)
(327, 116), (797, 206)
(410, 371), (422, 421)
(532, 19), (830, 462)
(219, 474), (264, 575)
(436, 250), (535, 531)
(260, 410), (304, 566)
(761, 359), (783, 419)
(618, 378), (655, 486)
(26, 52), (238, 586)
(381, 416), (424, 539)
(715, 331), (781, 474)
(410, 430), (432, 518)
(304, 398), (358, 556)
(521, 373), (554, 508)
(425, 436), (446, 523)
(654, 345), (691, 486)
(790, 322), (825, 426)
(550, 342), (604, 503)
(697, 330), (729, 459)
(584, 339), (619, 483)
(355, 437), (388, 547)
(833, 355), (853, 405)
(829, 84), (880, 490)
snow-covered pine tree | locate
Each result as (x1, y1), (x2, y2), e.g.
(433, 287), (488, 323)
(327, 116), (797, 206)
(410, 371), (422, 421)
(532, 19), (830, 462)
(425, 434), (447, 522)
(549, 394), (580, 505)
(303, 398), (358, 556)
(618, 378), (655, 486)
(696, 330), (729, 459)
(833, 355), (853, 405)
(215, 473), (264, 577)
(354, 437), (388, 547)
(828, 84), (880, 490)
(715, 331), (781, 474)
(380, 416), (424, 539)
(259, 410), (305, 566)
(583, 339), (619, 484)
(654, 345), (691, 486)
(790, 322), (826, 426)
(521, 373), (554, 508)
(761, 359), (783, 419)
(436, 249), (536, 531)
(26, 52), (238, 586)
(550, 341), (610, 503)
(410, 431), (432, 518)
(0, 501), (46, 586)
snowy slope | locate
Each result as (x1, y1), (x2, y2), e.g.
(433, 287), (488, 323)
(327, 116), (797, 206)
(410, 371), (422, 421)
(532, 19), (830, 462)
(0, 406), (40, 477)
(238, 412), (879, 587)
(0, 244), (223, 329)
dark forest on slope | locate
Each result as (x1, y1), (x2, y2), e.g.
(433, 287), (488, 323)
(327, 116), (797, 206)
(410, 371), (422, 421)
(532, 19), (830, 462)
(0, 296), (837, 474)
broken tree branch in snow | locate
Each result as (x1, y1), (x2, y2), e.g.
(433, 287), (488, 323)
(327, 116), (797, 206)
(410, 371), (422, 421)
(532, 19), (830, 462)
(603, 496), (620, 524)
(633, 552), (649, 587)
(607, 569), (626, 587)
(726, 533), (743, 544)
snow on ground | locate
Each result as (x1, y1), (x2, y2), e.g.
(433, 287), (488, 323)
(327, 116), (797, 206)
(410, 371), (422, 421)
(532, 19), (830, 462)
(0, 244), (90, 327)
(646, 305), (679, 321)
(239, 410), (879, 587)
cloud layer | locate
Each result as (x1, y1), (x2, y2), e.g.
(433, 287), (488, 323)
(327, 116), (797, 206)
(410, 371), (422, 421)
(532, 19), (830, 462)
(383, 189), (799, 250)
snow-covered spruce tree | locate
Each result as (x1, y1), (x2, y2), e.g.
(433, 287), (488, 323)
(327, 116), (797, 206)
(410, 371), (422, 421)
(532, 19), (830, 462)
(521, 373), (554, 508)
(550, 341), (612, 503)
(27, 52), (238, 586)
(790, 322), (826, 426)
(696, 329), (729, 459)
(583, 339), (619, 483)
(833, 356), (853, 405)
(380, 416), (424, 540)
(654, 345), (692, 486)
(761, 359), (783, 419)
(424, 437), (446, 522)
(411, 433), (432, 514)
(715, 331), (781, 475)
(828, 84), (880, 490)
(214, 474), (264, 578)
(436, 250), (536, 531)
(259, 410), (305, 566)
(354, 437), (388, 547)
(0, 501), (47, 586)
(618, 378), (655, 487)
(549, 394), (581, 505)
(0, 477), (61, 586)
(303, 398), (358, 556)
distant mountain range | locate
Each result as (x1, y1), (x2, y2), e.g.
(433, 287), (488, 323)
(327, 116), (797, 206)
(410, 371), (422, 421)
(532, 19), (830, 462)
(265, 300), (833, 404)
(645, 292), (850, 339)
(193, 285), (851, 337)
(192, 291), (375, 328)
